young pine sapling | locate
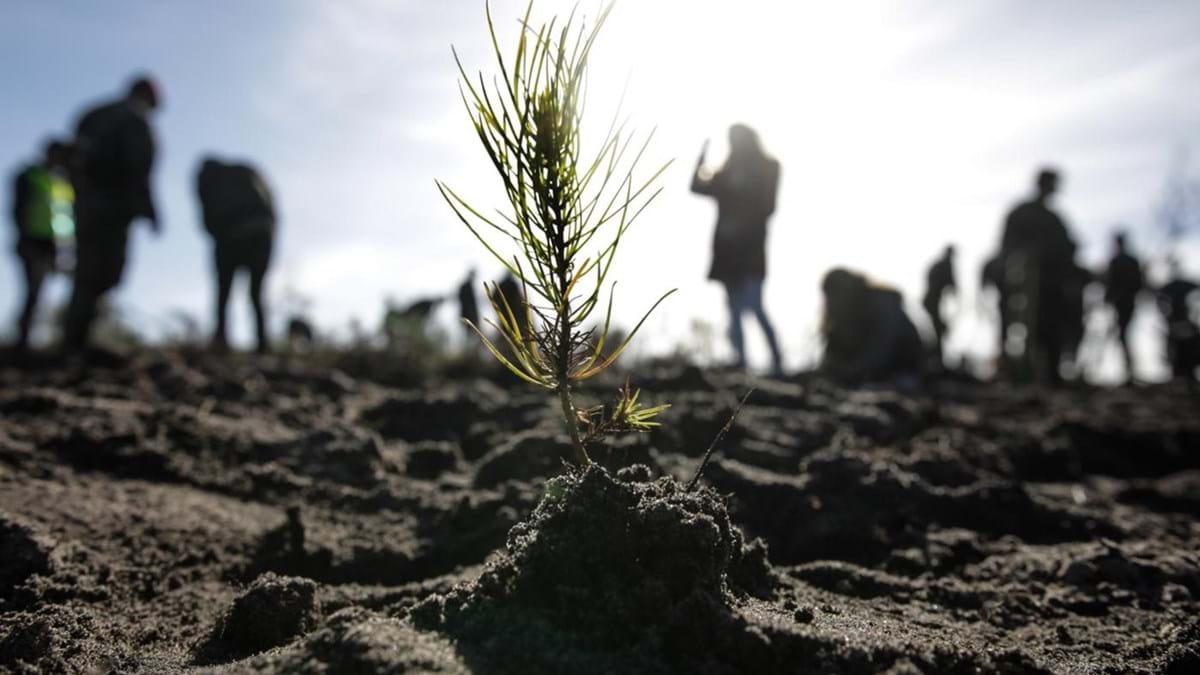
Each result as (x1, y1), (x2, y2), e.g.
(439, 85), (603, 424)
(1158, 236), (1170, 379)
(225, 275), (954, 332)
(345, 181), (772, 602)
(437, 1), (673, 466)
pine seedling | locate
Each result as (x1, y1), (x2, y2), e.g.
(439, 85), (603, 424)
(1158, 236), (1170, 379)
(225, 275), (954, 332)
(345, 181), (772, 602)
(437, 1), (673, 466)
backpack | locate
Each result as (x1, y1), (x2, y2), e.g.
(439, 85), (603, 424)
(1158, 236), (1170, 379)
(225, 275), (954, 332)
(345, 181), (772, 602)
(199, 163), (274, 238)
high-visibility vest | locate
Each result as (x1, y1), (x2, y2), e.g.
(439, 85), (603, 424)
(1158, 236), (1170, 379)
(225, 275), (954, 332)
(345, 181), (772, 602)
(23, 166), (75, 240)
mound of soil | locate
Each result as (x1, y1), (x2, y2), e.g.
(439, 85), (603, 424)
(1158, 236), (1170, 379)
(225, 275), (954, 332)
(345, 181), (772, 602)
(411, 465), (773, 673)
(0, 513), (56, 596)
(194, 573), (321, 663)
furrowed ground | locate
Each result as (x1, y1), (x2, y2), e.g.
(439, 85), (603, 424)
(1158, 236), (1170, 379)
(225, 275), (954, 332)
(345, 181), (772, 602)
(1, 350), (1198, 673)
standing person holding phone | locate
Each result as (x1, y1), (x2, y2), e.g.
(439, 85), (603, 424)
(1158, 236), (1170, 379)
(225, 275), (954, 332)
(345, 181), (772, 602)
(690, 124), (784, 375)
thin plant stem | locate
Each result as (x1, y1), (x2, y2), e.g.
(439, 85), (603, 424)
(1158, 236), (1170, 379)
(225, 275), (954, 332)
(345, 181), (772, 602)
(687, 389), (754, 491)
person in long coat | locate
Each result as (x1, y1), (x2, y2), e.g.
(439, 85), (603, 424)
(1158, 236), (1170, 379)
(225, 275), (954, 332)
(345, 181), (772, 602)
(690, 124), (783, 375)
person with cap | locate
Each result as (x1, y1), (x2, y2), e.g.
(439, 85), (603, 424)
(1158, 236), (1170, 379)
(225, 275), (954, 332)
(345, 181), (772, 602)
(63, 74), (162, 352)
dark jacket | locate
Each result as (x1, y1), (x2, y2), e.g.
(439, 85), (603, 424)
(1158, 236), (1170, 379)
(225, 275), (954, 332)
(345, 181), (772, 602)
(1000, 198), (1076, 331)
(1000, 199), (1074, 278)
(923, 254), (955, 308)
(692, 156), (779, 283)
(197, 163), (276, 240)
(74, 99), (157, 221)
(1105, 252), (1143, 309)
(1158, 279), (1198, 326)
(458, 279), (479, 326)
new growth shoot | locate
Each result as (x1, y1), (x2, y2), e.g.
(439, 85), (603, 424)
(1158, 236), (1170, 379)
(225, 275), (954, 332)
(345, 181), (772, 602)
(438, 1), (673, 466)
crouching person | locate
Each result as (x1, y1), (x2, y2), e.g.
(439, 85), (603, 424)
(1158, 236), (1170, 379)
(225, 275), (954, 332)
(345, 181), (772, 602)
(819, 267), (923, 387)
(196, 157), (276, 353)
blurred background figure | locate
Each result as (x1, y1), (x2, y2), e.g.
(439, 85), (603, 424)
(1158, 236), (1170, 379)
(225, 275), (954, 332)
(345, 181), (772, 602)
(495, 273), (528, 338)
(196, 156), (277, 353)
(979, 252), (1009, 369)
(10, 139), (74, 352)
(1155, 259), (1199, 383)
(1059, 242), (1095, 379)
(922, 244), (956, 370)
(383, 296), (441, 349)
(999, 167), (1076, 384)
(1102, 231), (1144, 382)
(63, 75), (161, 352)
(819, 267), (923, 387)
(457, 268), (479, 344)
(690, 124), (784, 376)
(286, 315), (315, 352)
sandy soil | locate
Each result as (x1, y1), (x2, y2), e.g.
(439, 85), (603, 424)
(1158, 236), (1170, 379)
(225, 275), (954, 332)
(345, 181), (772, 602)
(1, 350), (1198, 673)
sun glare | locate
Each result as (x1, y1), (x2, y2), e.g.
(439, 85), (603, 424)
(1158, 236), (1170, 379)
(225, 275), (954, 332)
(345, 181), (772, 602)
(579, 2), (977, 367)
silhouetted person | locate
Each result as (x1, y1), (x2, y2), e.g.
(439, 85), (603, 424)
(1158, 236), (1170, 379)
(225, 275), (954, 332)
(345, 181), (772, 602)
(691, 124), (783, 375)
(980, 252), (1009, 362)
(1000, 167), (1076, 384)
(10, 140), (74, 351)
(384, 297), (442, 347)
(63, 76), (161, 352)
(819, 268), (923, 386)
(922, 244), (956, 367)
(287, 316), (315, 351)
(1156, 261), (1199, 382)
(197, 157), (276, 353)
(1103, 232), (1144, 380)
(401, 298), (441, 321)
(458, 269), (479, 336)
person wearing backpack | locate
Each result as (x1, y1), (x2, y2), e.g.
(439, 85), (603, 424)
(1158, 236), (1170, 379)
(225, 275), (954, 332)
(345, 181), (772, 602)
(196, 157), (277, 353)
(62, 76), (162, 352)
(10, 139), (74, 351)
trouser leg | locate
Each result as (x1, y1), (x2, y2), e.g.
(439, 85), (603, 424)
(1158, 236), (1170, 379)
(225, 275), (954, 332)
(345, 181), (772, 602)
(63, 280), (99, 352)
(998, 301), (1010, 360)
(747, 280), (783, 373)
(724, 282), (746, 368)
(250, 234), (273, 353)
(16, 253), (48, 349)
(1117, 320), (1132, 381)
(928, 313), (945, 365)
(248, 264), (268, 353)
(213, 252), (235, 348)
(65, 206), (131, 353)
(923, 300), (942, 363)
(1040, 327), (1064, 385)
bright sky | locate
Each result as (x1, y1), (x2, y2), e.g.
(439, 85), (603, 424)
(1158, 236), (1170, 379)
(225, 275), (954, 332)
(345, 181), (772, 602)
(2, 1), (1199, 380)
